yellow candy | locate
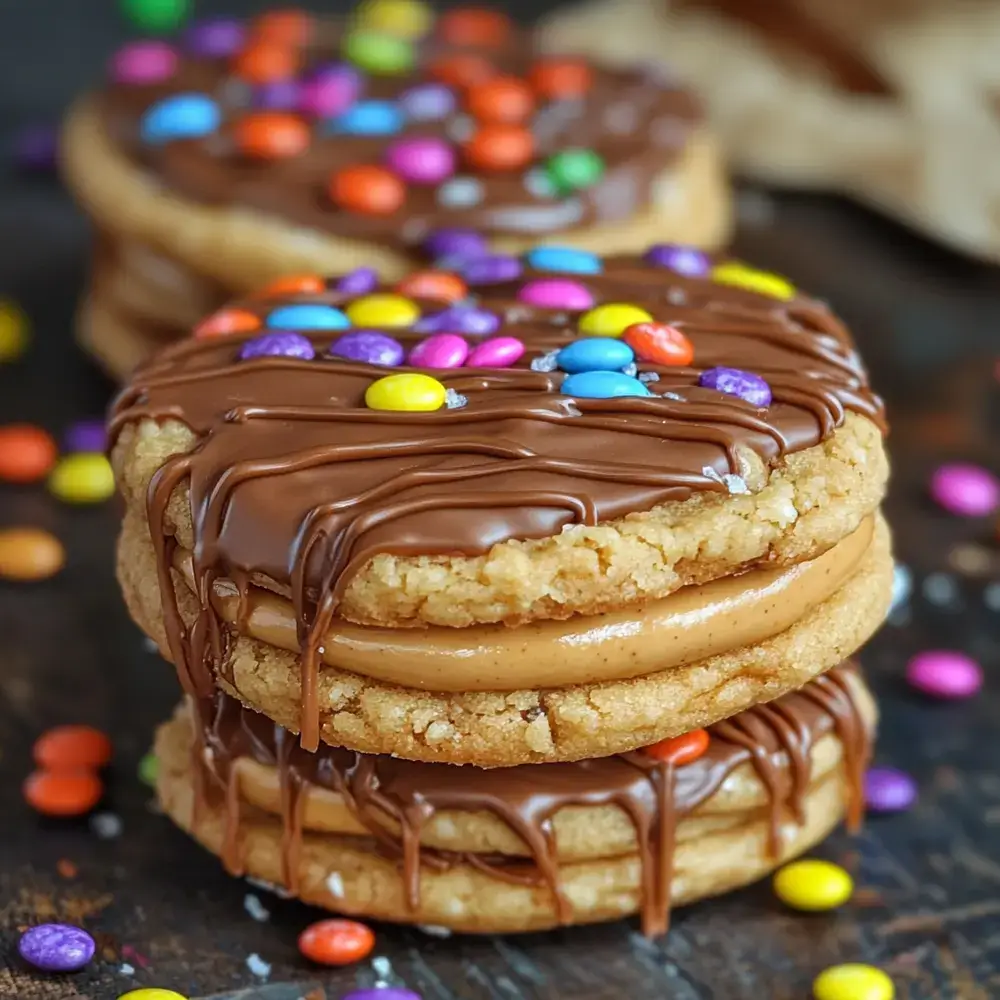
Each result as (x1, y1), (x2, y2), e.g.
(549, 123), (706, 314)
(773, 859), (853, 911)
(578, 303), (652, 338)
(813, 964), (894, 1000)
(356, 0), (432, 38)
(365, 372), (446, 411)
(117, 991), (188, 1000)
(712, 262), (795, 301)
(346, 293), (420, 329)
(0, 298), (29, 361)
(48, 453), (116, 504)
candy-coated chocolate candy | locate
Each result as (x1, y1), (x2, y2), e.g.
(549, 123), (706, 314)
(812, 964), (894, 1000)
(429, 52), (495, 89)
(529, 57), (594, 100)
(399, 82), (456, 121)
(464, 124), (533, 171)
(642, 728), (709, 765)
(929, 462), (1000, 517)
(905, 650), (982, 700)
(385, 136), (456, 185)
(561, 371), (651, 399)
(253, 79), (301, 111)
(12, 124), (58, 173)
(864, 767), (917, 813)
(356, 0), (432, 39)
(328, 331), (404, 366)
(556, 337), (634, 374)
(396, 271), (467, 303)
(437, 7), (511, 46)
(299, 918), (375, 966)
(252, 8), (313, 46)
(0, 424), (57, 483)
(330, 164), (406, 214)
(462, 254), (521, 285)
(645, 243), (711, 277)
(184, 17), (246, 58)
(773, 859), (853, 911)
(436, 176), (483, 208)
(234, 112), (310, 159)
(257, 274), (325, 298)
(467, 76), (534, 123)
(0, 297), (29, 360)
(141, 93), (220, 143)
(699, 366), (772, 407)
(109, 40), (178, 85)
(335, 267), (379, 296)
(18, 924), (96, 972)
(414, 305), (499, 336)
(518, 278), (594, 311)
(24, 770), (102, 817)
(409, 333), (469, 369)
(332, 99), (404, 136)
(266, 303), (350, 330)
(466, 336), (525, 367)
(365, 373), (446, 411)
(233, 42), (300, 85)
(343, 30), (414, 75)
(526, 246), (602, 274)
(712, 261), (795, 301)
(34, 726), (112, 770)
(346, 293), (420, 328)
(300, 63), (362, 119)
(63, 419), (107, 454)
(239, 331), (316, 360)
(120, 0), (190, 34)
(195, 307), (260, 338)
(48, 453), (116, 505)
(423, 227), (488, 261)
(0, 528), (65, 581)
(579, 303), (652, 338)
(623, 322), (694, 366)
(138, 753), (160, 787)
(546, 148), (604, 195)
(118, 990), (189, 1000)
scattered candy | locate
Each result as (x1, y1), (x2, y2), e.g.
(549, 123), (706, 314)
(109, 41), (177, 86)
(467, 76), (534, 123)
(812, 964), (894, 1000)
(526, 246), (602, 274)
(423, 227), (488, 261)
(346, 293), (419, 328)
(253, 8), (313, 45)
(546, 148), (604, 195)
(462, 254), (521, 285)
(864, 767), (917, 813)
(562, 371), (651, 399)
(299, 64), (362, 119)
(0, 424), (57, 483)
(518, 278), (594, 311)
(399, 82), (456, 121)
(239, 332), (316, 361)
(929, 463), (1000, 517)
(0, 298), (29, 360)
(335, 268), (379, 296)
(120, 0), (191, 34)
(253, 79), (302, 111)
(386, 136), (456, 185)
(396, 271), (466, 303)
(644, 243), (711, 277)
(328, 331), (404, 366)
(464, 124), (534, 172)
(437, 7), (511, 46)
(48, 453), (116, 505)
(905, 650), (983, 700)
(436, 176), (484, 208)
(357, 0), (432, 40)
(184, 18), (246, 58)
(330, 164), (406, 214)
(529, 57), (594, 100)
(466, 336), (525, 368)
(257, 274), (325, 298)
(18, 924), (96, 972)
(343, 992), (421, 1000)
(195, 307), (261, 339)
(409, 334), (469, 369)
(643, 728), (710, 765)
(365, 373), (446, 411)
(299, 918), (375, 966)
(343, 30), (414, 75)
(556, 337), (634, 374)
(414, 305), (499, 336)
(34, 726), (112, 771)
(266, 304), (350, 331)
(138, 752), (160, 787)
(712, 261), (794, 301)
(12, 125), (58, 172)
(429, 52), (495, 90)
(623, 322), (693, 366)
(118, 990), (189, 1000)
(24, 770), (102, 817)
(0, 528), (65, 580)
(332, 99), (404, 136)
(63, 420), (107, 454)
(579, 303), (652, 338)
(141, 94), (220, 143)
(699, 366), (772, 407)
(235, 112), (311, 159)
(233, 42), (300, 86)
(773, 859), (853, 912)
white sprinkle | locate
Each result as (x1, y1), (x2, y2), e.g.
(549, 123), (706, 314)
(437, 175), (484, 209)
(90, 812), (123, 839)
(530, 351), (559, 372)
(446, 114), (475, 142)
(372, 955), (394, 982)
(246, 953), (271, 980)
(661, 390), (684, 400)
(922, 572), (960, 608)
(243, 893), (270, 922)
(638, 371), (660, 383)
(246, 876), (293, 899)
(417, 924), (453, 938)
(622, 363), (638, 377)
(667, 288), (687, 306)
(890, 563), (912, 613)
(119, 963), (135, 976)
(523, 167), (556, 199)
(984, 582), (1000, 611)
(142, 636), (159, 653)
(326, 871), (345, 898)
(445, 388), (468, 409)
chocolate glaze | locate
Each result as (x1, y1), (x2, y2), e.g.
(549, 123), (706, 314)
(195, 664), (871, 936)
(110, 255), (885, 750)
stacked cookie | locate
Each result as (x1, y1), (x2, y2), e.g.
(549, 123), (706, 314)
(109, 243), (891, 934)
(62, 2), (730, 379)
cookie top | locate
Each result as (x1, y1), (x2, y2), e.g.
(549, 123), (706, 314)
(96, 3), (701, 248)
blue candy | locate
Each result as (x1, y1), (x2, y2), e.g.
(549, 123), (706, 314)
(561, 371), (651, 399)
(526, 246), (603, 275)
(556, 337), (634, 374)
(330, 100), (404, 136)
(265, 304), (350, 330)
(141, 93), (221, 144)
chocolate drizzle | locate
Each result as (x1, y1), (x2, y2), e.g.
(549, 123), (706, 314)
(194, 664), (872, 936)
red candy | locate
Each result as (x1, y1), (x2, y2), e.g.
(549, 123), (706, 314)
(252, 8), (313, 46)
(529, 57), (594, 100)
(467, 76), (535, 123)
(429, 52), (495, 89)
(464, 124), (534, 171)
(437, 7), (512, 47)
(0, 424), (58, 483)
(34, 726), (112, 771)
(254, 274), (325, 298)
(644, 728), (710, 766)
(24, 770), (103, 817)
(233, 42), (300, 84)
(195, 308), (261, 338)
(298, 919), (375, 966)
(623, 322), (694, 367)
(329, 164), (406, 215)
(234, 112), (310, 159)
(396, 271), (468, 303)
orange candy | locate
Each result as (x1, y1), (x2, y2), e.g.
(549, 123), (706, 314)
(0, 424), (57, 483)
(437, 7), (512, 47)
(329, 164), (406, 215)
(0, 528), (65, 581)
(529, 57), (594, 100)
(464, 124), (534, 171)
(34, 726), (112, 771)
(254, 274), (326, 299)
(298, 919), (375, 966)
(195, 308), (261, 338)
(467, 76), (535, 123)
(252, 8), (313, 46)
(644, 728), (710, 766)
(428, 52), (495, 89)
(623, 322), (694, 367)
(234, 113), (311, 160)
(233, 41), (300, 85)
(24, 770), (103, 817)
(395, 271), (467, 303)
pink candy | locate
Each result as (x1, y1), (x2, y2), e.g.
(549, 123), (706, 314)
(386, 137), (456, 185)
(517, 279), (594, 311)
(466, 337), (525, 368)
(409, 334), (469, 369)
(906, 650), (983, 700)
(929, 463), (1000, 517)
(109, 41), (178, 85)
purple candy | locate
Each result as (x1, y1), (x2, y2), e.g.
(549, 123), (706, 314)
(929, 463), (1000, 517)
(645, 243), (711, 277)
(109, 40), (178, 85)
(467, 336), (525, 368)
(63, 419), (107, 454)
(864, 767), (918, 813)
(342, 991), (422, 1000)
(409, 333), (469, 369)
(414, 306), (499, 336)
(399, 82), (456, 121)
(698, 366), (772, 407)
(185, 17), (247, 58)
(12, 124), (58, 171)
(423, 227), (488, 262)
(18, 924), (95, 972)
(906, 650), (983, 700)
(335, 267), (379, 296)
(300, 63), (361, 119)
(518, 278), (594, 310)
(254, 79), (302, 111)
(386, 136), (456, 185)
(239, 331), (315, 361)
(328, 330), (404, 366)
(463, 254), (521, 285)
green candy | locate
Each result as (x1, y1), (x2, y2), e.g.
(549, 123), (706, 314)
(343, 30), (415, 75)
(545, 149), (606, 196)
(138, 753), (159, 787)
(120, 0), (191, 33)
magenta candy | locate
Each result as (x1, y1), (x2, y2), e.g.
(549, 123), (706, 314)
(466, 336), (525, 368)
(864, 767), (918, 813)
(409, 333), (469, 369)
(300, 63), (361, 119)
(386, 137), (456, 185)
(109, 41), (178, 85)
(929, 463), (1000, 517)
(517, 278), (594, 311)
(906, 650), (983, 700)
